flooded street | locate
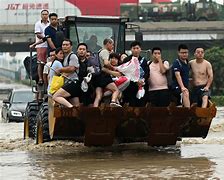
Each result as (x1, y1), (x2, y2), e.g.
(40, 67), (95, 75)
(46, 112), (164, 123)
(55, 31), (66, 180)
(0, 82), (224, 179)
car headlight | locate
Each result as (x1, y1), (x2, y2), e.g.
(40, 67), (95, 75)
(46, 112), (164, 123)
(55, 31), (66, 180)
(11, 111), (22, 117)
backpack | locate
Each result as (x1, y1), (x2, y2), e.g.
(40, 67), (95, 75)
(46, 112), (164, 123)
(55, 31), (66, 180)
(148, 59), (182, 89)
(23, 54), (38, 81)
(87, 52), (101, 75)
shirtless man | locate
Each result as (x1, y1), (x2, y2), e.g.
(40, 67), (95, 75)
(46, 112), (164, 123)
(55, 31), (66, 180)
(189, 47), (213, 108)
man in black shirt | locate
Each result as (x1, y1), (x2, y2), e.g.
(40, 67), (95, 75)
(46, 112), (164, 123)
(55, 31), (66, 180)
(45, 13), (64, 54)
(122, 41), (149, 107)
(77, 43), (93, 106)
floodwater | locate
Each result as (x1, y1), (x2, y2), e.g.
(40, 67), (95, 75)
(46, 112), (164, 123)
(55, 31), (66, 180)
(0, 82), (224, 179)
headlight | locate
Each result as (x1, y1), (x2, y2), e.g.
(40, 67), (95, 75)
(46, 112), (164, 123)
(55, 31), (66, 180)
(11, 111), (22, 117)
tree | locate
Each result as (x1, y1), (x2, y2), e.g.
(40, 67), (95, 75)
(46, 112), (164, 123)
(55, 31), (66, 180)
(205, 46), (224, 95)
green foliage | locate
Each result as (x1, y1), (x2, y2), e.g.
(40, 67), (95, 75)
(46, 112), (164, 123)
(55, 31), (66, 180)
(205, 46), (224, 95)
(211, 96), (224, 106)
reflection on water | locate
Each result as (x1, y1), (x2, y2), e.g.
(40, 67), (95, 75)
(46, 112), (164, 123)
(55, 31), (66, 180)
(0, 144), (220, 179)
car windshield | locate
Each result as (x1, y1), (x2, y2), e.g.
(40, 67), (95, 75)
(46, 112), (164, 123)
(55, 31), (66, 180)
(12, 91), (34, 103)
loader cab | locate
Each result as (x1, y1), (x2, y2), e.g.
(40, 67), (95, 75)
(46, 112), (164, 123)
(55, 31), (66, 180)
(61, 16), (129, 54)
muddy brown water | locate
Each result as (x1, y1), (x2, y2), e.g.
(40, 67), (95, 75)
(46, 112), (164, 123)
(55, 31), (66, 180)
(0, 82), (224, 179)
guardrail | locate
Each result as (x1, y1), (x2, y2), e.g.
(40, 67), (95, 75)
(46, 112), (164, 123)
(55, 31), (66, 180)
(0, 88), (12, 95)
(0, 67), (17, 80)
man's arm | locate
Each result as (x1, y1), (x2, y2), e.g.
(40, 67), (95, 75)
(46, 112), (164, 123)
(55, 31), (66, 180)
(57, 54), (79, 74)
(102, 67), (122, 77)
(35, 22), (44, 39)
(45, 28), (56, 49)
(46, 38), (56, 50)
(175, 71), (188, 92)
(35, 33), (44, 39)
(204, 62), (213, 91)
(99, 50), (114, 71)
(159, 59), (169, 74)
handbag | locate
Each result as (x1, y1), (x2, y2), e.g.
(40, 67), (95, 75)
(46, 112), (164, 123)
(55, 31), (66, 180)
(49, 75), (64, 94)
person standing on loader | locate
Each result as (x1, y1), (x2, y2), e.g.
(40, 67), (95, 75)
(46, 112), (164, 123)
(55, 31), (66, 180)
(34, 9), (49, 85)
(122, 41), (149, 107)
(189, 47), (213, 108)
(171, 44), (190, 108)
(45, 13), (64, 54)
(147, 47), (170, 107)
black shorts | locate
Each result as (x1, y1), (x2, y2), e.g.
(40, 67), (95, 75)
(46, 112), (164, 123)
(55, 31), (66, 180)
(191, 84), (210, 105)
(148, 89), (170, 107)
(62, 80), (81, 98)
(92, 72), (114, 88)
(171, 87), (182, 106)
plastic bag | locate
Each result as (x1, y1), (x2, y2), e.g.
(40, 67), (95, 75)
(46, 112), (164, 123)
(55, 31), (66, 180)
(136, 86), (145, 99)
(81, 73), (92, 92)
(49, 76), (64, 94)
(115, 57), (140, 82)
(104, 76), (130, 96)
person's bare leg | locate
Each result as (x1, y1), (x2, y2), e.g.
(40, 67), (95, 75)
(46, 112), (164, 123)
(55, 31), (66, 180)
(106, 83), (119, 103)
(182, 90), (190, 108)
(38, 63), (44, 84)
(202, 95), (208, 108)
(53, 88), (73, 108)
(93, 87), (103, 107)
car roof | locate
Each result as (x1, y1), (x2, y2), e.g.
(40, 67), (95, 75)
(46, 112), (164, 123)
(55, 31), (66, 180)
(12, 88), (32, 92)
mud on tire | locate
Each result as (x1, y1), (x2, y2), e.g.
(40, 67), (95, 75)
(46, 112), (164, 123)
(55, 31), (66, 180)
(36, 102), (50, 144)
(24, 101), (39, 139)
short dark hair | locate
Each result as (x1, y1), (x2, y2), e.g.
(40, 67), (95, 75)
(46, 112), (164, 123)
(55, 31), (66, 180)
(178, 44), (188, 51)
(152, 47), (162, 54)
(103, 38), (113, 45)
(55, 47), (62, 55)
(49, 13), (58, 18)
(109, 53), (120, 60)
(62, 38), (73, 46)
(77, 43), (88, 50)
(41, 9), (49, 14)
(130, 41), (141, 48)
(194, 47), (204, 52)
(49, 49), (56, 53)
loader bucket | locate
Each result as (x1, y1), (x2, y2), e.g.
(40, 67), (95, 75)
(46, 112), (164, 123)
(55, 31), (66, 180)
(48, 98), (84, 140)
(47, 97), (216, 146)
(147, 104), (192, 146)
(80, 105), (123, 146)
(180, 101), (217, 138)
(116, 106), (150, 142)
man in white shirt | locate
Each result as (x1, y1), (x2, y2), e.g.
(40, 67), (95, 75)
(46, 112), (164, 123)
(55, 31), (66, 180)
(34, 9), (50, 85)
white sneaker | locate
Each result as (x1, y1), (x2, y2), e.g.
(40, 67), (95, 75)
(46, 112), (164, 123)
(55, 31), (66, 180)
(110, 102), (122, 107)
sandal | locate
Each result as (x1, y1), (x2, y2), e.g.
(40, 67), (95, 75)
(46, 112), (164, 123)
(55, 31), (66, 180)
(110, 101), (122, 107)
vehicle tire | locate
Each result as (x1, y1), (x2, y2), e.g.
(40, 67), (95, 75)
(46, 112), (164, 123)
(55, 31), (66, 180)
(23, 101), (39, 139)
(36, 102), (50, 144)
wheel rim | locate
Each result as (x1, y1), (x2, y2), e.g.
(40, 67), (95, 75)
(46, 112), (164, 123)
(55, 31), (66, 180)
(36, 120), (43, 144)
(24, 118), (29, 139)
